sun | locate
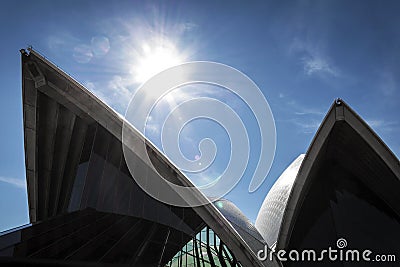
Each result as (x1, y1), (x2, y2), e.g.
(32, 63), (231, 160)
(132, 39), (185, 84)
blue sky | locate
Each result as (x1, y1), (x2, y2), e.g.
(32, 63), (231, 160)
(0, 0), (399, 232)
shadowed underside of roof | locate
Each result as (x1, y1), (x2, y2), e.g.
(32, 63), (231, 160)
(276, 100), (400, 251)
(16, 48), (279, 267)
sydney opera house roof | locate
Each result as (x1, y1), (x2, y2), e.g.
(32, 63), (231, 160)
(255, 154), (305, 247)
(0, 48), (399, 267)
(255, 99), (400, 266)
(0, 48), (278, 267)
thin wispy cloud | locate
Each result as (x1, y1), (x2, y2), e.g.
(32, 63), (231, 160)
(176, 22), (198, 34)
(47, 32), (80, 51)
(107, 75), (134, 105)
(378, 71), (397, 96)
(294, 109), (324, 116)
(145, 123), (161, 136)
(83, 75), (135, 114)
(366, 119), (399, 133)
(289, 38), (339, 77)
(286, 100), (326, 116)
(276, 100), (326, 134)
(276, 117), (321, 135)
(291, 119), (321, 134)
(0, 176), (26, 189)
(302, 55), (338, 77)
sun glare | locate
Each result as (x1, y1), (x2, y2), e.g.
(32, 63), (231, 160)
(133, 40), (185, 83)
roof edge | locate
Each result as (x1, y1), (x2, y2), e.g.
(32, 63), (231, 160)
(276, 99), (399, 250)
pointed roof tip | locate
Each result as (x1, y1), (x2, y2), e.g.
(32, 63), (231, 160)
(20, 46), (34, 56)
(19, 48), (28, 56)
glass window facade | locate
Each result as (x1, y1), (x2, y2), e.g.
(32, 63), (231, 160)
(166, 226), (242, 267)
